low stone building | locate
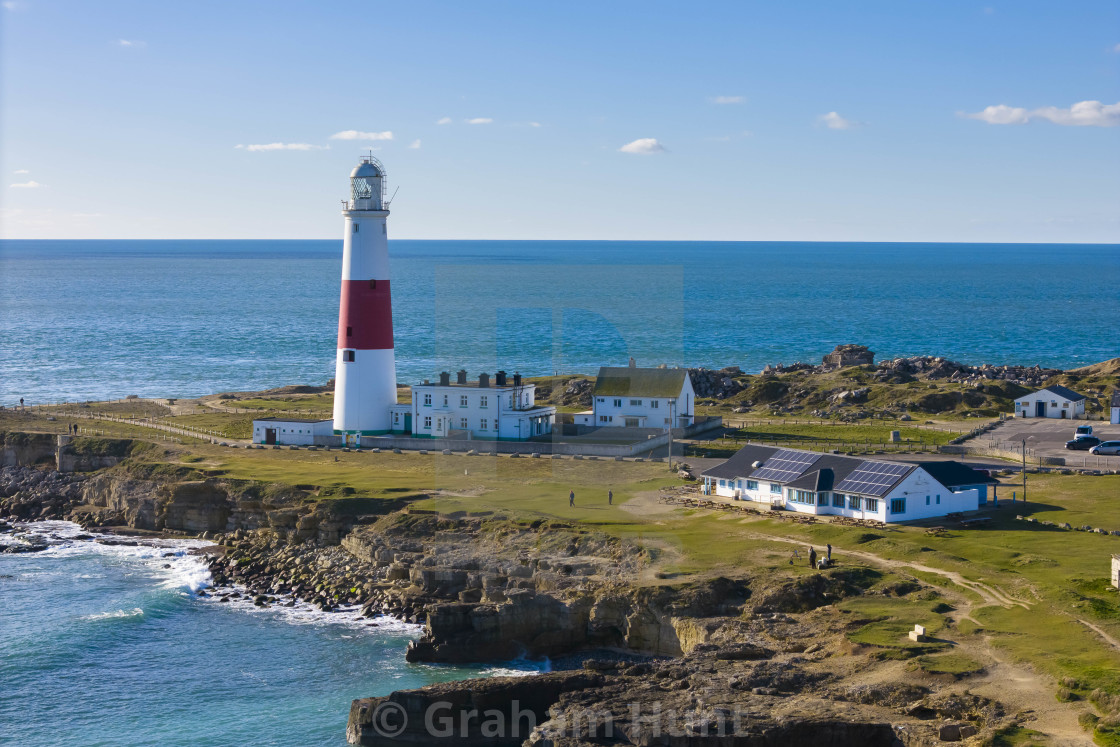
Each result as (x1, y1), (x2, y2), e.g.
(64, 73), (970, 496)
(822, 344), (874, 369)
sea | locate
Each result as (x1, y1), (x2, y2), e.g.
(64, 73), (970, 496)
(2, 240), (1118, 406)
(1, 239), (1118, 745)
(0, 522), (535, 747)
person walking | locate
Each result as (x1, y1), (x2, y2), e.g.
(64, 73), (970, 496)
(608, 489), (613, 506)
(826, 543), (832, 561)
(569, 490), (575, 507)
(808, 546), (817, 569)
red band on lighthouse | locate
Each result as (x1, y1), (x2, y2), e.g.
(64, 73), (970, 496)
(337, 279), (394, 350)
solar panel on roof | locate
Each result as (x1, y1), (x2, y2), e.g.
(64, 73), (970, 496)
(834, 461), (910, 496)
(751, 449), (822, 483)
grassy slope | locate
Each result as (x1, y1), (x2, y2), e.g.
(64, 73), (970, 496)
(127, 443), (1120, 703)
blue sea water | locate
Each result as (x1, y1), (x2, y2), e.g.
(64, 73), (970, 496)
(1, 239), (1118, 405)
(0, 523), (531, 747)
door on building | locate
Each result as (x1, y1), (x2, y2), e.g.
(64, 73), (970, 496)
(1060, 410), (1067, 419)
(404, 413), (412, 433)
(625, 417), (640, 427)
(1035, 401), (1046, 417)
(265, 428), (277, 445)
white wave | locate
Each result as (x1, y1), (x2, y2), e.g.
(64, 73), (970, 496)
(9, 520), (213, 593)
(202, 587), (424, 637)
(82, 607), (144, 621)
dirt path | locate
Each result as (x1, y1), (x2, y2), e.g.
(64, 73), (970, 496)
(743, 531), (1096, 744)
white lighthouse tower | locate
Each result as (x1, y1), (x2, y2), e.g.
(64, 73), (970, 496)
(332, 156), (397, 443)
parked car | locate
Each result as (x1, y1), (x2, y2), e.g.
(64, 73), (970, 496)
(1074, 425), (1094, 439)
(1065, 436), (1101, 450)
(1089, 441), (1120, 456)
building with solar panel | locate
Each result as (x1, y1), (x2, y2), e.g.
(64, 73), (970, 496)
(701, 445), (998, 523)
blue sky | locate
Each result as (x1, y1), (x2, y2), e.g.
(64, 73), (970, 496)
(2, 1), (1117, 241)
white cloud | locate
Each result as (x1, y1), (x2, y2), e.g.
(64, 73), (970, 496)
(408, 139), (421, 149)
(466, 117), (493, 124)
(710, 95), (745, 104)
(528, 121), (542, 127)
(235, 143), (326, 152)
(329, 129), (393, 141)
(1114, 43), (1120, 53)
(619, 138), (666, 154)
(962, 100), (1120, 127)
(436, 117), (452, 125)
(9, 180), (42, 188)
(13, 169), (29, 174)
(819, 111), (857, 130)
(961, 104), (1030, 125)
(118, 39), (147, 48)
(2, 2), (21, 10)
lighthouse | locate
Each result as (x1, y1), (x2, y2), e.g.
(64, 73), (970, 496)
(333, 156), (397, 442)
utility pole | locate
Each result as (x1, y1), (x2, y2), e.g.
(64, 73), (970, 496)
(1021, 438), (1027, 503)
(667, 398), (676, 471)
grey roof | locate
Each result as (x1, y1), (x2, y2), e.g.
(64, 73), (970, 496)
(702, 445), (992, 498)
(254, 417), (332, 424)
(351, 159), (383, 178)
(594, 367), (688, 398)
(1037, 385), (1086, 402)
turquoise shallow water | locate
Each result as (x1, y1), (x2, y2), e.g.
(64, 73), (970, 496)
(1, 239), (1118, 405)
(0, 523), (530, 746)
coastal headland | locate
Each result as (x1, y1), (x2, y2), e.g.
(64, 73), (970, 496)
(2, 354), (1119, 745)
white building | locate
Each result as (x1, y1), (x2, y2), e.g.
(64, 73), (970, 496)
(574, 363), (695, 428)
(1013, 385), (1086, 419)
(399, 370), (556, 441)
(252, 417), (334, 446)
(701, 445), (998, 524)
(1110, 389), (1119, 425)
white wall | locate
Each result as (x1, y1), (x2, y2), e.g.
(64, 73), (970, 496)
(703, 465), (977, 524)
(591, 375), (695, 428)
(410, 383), (554, 440)
(1111, 406), (1119, 425)
(1014, 393), (1085, 419)
(253, 419), (333, 446)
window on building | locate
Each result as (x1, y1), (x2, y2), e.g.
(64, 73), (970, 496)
(1063, 402), (1069, 408)
(423, 416), (431, 429)
(480, 396), (488, 408)
(746, 480), (758, 491)
(849, 495), (862, 511)
(770, 483), (782, 494)
(630, 399), (642, 406)
(817, 492), (829, 506)
(492, 419), (498, 431)
(460, 418), (468, 429)
(480, 419), (488, 430)
(719, 479), (727, 488)
(393, 413), (399, 423)
(460, 395), (468, 407)
(342, 350), (355, 362)
(597, 398), (604, 403)
(832, 493), (845, 508)
(890, 498), (906, 514)
(865, 498), (879, 512)
(926, 495), (930, 505)
(423, 394), (432, 407)
(346, 326), (353, 337)
(651, 400), (659, 408)
(599, 415), (610, 423)
(369, 279), (377, 289)
(936, 494), (941, 504)
(443, 395), (448, 407)
(613, 399), (622, 407)
(788, 489), (815, 505)
(353, 223), (359, 233)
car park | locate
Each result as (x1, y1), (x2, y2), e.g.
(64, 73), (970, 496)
(1065, 436), (1101, 450)
(1089, 441), (1120, 456)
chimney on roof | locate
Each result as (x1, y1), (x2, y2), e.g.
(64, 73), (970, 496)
(456, 369), (467, 385)
(439, 371), (450, 386)
(479, 373), (490, 388)
(423, 379), (430, 385)
(495, 370), (507, 386)
(513, 372), (522, 387)
(628, 357), (636, 368)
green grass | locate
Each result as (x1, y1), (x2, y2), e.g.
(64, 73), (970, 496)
(912, 652), (985, 677)
(223, 394), (337, 414)
(160, 412), (255, 439)
(987, 725), (1049, 746)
